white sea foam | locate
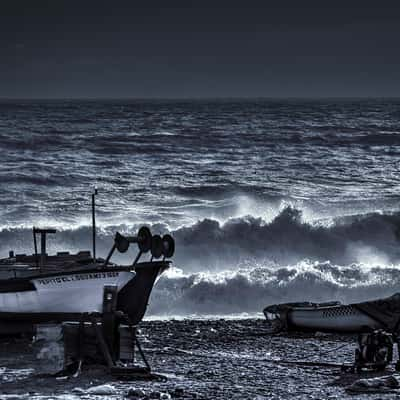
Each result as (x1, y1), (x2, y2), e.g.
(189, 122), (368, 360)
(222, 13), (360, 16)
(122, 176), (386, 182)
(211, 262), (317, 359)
(1, 206), (399, 269)
(147, 261), (400, 316)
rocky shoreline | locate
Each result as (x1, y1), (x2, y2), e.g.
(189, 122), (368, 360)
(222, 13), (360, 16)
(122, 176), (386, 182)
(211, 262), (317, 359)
(0, 319), (399, 399)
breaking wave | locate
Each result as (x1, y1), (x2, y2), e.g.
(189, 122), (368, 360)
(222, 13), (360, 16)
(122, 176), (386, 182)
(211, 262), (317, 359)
(172, 207), (400, 271)
(1, 207), (400, 269)
(147, 262), (400, 316)
(1, 207), (400, 315)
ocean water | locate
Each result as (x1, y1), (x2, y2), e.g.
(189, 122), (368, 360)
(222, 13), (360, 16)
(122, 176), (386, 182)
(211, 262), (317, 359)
(0, 99), (400, 316)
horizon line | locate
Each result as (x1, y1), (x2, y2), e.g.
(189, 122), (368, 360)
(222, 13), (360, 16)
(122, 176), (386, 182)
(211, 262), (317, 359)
(1, 96), (400, 102)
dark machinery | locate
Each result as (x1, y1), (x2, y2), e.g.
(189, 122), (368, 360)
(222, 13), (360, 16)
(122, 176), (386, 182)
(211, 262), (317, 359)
(342, 330), (400, 373)
(61, 225), (176, 380)
(104, 227), (175, 266)
(355, 330), (394, 372)
(63, 285), (156, 379)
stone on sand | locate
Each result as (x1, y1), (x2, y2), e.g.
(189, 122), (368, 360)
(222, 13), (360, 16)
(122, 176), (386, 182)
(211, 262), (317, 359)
(346, 375), (400, 393)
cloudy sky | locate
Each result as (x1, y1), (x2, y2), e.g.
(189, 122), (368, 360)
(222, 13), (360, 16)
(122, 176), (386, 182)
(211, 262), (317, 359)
(2, 1), (400, 98)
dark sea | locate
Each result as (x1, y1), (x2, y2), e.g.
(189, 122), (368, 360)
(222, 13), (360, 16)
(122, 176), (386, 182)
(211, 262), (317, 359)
(1, 99), (400, 317)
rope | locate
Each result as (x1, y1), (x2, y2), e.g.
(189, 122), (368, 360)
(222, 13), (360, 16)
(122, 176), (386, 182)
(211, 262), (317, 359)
(318, 342), (351, 356)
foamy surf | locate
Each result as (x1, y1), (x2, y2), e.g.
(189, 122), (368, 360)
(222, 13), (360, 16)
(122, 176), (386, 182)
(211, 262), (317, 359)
(147, 261), (400, 316)
(1, 207), (399, 315)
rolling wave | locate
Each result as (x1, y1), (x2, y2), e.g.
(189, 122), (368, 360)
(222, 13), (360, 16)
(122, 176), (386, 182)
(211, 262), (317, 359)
(171, 207), (400, 271)
(1, 207), (399, 267)
(147, 262), (400, 316)
(0, 205), (399, 315)
(1, 205), (399, 265)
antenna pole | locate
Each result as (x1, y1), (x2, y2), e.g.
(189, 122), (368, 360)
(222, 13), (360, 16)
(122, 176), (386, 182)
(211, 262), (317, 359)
(33, 227), (38, 268)
(92, 189), (98, 261)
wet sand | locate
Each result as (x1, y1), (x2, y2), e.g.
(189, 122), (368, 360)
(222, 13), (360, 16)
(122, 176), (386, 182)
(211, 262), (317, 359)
(0, 319), (398, 399)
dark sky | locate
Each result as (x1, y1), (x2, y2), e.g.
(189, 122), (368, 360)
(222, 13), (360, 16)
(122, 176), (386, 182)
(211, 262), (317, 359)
(2, 1), (400, 98)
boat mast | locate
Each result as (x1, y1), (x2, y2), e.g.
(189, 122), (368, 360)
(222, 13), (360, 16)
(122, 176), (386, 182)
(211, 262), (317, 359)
(92, 188), (98, 261)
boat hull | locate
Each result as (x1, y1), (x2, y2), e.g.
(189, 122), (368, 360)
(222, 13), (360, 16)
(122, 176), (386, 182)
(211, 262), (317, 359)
(264, 294), (400, 333)
(287, 305), (382, 332)
(0, 270), (133, 315)
(0, 262), (168, 325)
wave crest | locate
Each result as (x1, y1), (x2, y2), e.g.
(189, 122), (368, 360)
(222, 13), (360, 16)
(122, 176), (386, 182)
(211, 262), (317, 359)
(1, 207), (400, 270)
(148, 262), (400, 316)
(1, 207), (400, 315)
(172, 207), (400, 271)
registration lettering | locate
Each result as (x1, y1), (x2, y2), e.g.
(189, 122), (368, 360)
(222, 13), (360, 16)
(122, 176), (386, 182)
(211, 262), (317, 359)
(37, 271), (119, 285)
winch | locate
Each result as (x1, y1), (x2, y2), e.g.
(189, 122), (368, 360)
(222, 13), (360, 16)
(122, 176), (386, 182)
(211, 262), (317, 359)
(342, 330), (400, 373)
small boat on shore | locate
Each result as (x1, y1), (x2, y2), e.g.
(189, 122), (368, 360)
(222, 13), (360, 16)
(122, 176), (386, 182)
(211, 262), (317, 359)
(263, 293), (400, 333)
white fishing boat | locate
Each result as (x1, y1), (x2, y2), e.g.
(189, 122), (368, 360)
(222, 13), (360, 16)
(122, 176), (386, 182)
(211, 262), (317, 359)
(0, 194), (175, 331)
(0, 266), (133, 315)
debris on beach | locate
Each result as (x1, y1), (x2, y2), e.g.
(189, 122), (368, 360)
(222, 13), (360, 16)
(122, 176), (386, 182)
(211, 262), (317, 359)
(346, 374), (400, 394)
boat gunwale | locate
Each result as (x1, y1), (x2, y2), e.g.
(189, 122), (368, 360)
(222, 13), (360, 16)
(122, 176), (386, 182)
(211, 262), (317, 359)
(287, 305), (354, 312)
(0, 260), (170, 284)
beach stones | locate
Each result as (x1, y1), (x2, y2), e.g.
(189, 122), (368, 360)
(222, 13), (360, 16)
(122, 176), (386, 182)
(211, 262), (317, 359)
(126, 387), (147, 398)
